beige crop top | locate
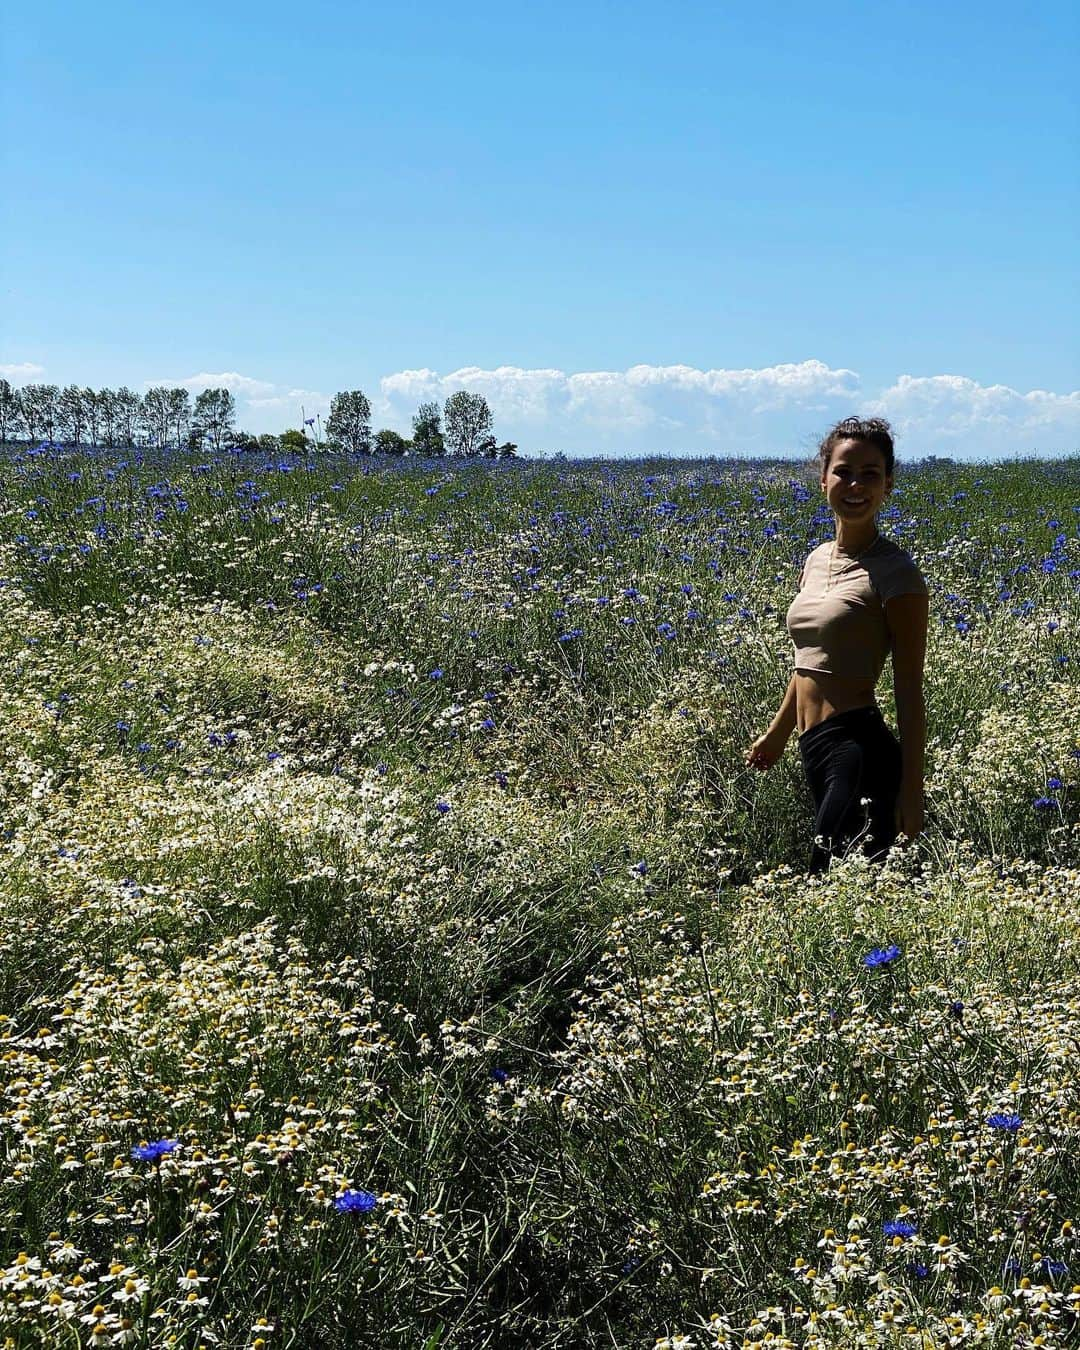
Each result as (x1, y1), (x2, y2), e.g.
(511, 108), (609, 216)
(786, 534), (928, 681)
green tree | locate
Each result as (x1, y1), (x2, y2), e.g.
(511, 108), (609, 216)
(192, 388), (236, 452)
(18, 384), (59, 443)
(95, 389), (119, 447)
(83, 387), (102, 446)
(498, 441), (519, 459)
(140, 387), (172, 447)
(0, 380), (19, 444)
(114, 387), (140, 446)
(57, 385), (89, 445)
(280, 429), (308, 453)
(373, 428), (409, 457)
(444, 390), (493, 457)
(167, 388), (191, 448)
(411, 400), (445, 457)
(326, 390), (372, 454)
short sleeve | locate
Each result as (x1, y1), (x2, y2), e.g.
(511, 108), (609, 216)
(878, 556), (928, 603)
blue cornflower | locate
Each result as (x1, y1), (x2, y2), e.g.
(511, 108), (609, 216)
(435, 800), (451, 814)
(429, 668), (444, 680)
(131, 1138), (178, 1162)
(906, 1262), (930, 1279)
(949, 1000), (965, 1018)
(1035, 1258), (1069, 1277)
(883, 1219), (918, 1239)
(1033, 795), (1058, 809)
(335, 1188), (377, 1214)
(987, 1113), (1023, 1132)
(489, 1068), (510, 1085)
(632, 860), (648, 877)
(1047, 776), (1063, 791)
(863, 944), (902, 969)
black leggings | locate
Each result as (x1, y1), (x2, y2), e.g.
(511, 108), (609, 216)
(798, 705), (903, 874)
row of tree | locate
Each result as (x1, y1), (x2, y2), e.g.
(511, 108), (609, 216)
(0, 382), (240, 452)
(326, 390), (515, 458)
(0, 380), (518, 458)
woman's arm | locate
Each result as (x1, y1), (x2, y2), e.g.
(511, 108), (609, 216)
(886, 593), (930, 835)
(745, 673), (797, 769)
(770, 672), (799, 742)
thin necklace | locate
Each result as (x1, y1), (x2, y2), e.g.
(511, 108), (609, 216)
(828, 528), (879, 590)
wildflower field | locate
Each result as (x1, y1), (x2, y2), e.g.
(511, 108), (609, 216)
(1, 444), (1078, 1349)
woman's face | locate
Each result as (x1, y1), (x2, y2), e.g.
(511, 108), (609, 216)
(821, 438), (892, 523)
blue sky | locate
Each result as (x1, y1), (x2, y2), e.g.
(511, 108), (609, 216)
(2, 0), (1077, 457)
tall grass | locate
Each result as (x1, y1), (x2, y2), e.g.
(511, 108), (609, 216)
(0, 444), (1077, 1347)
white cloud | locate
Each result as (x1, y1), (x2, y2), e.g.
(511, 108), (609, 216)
(380, 366), (567, 420)
(373, 361), (1078, 456)
(148, 371), (278, 398)
(0, 362), (45, 381)
(863, 374), (1080, 456)
(11, 360), (1066, 455)
(144, 373), (330, 429)
(378, 359), (862, 453)
(246, 387), (329, 412)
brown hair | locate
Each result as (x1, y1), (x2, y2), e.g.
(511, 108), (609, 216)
(817, 416), (895, 477)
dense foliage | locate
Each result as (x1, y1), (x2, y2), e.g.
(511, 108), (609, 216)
(0, 382), (517, 460)
(1, 443), (1078, 1348)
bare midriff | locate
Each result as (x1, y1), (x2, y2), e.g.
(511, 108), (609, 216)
(795, 671), (878, 736)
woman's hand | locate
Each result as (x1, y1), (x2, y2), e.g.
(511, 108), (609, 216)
(894, 782), (924, 842)
(745, 727), (790, 771)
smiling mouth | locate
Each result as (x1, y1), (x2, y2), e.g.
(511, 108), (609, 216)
(842, 498), (868, 506)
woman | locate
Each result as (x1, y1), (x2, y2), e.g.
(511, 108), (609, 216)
(745, 417), (929, 873)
